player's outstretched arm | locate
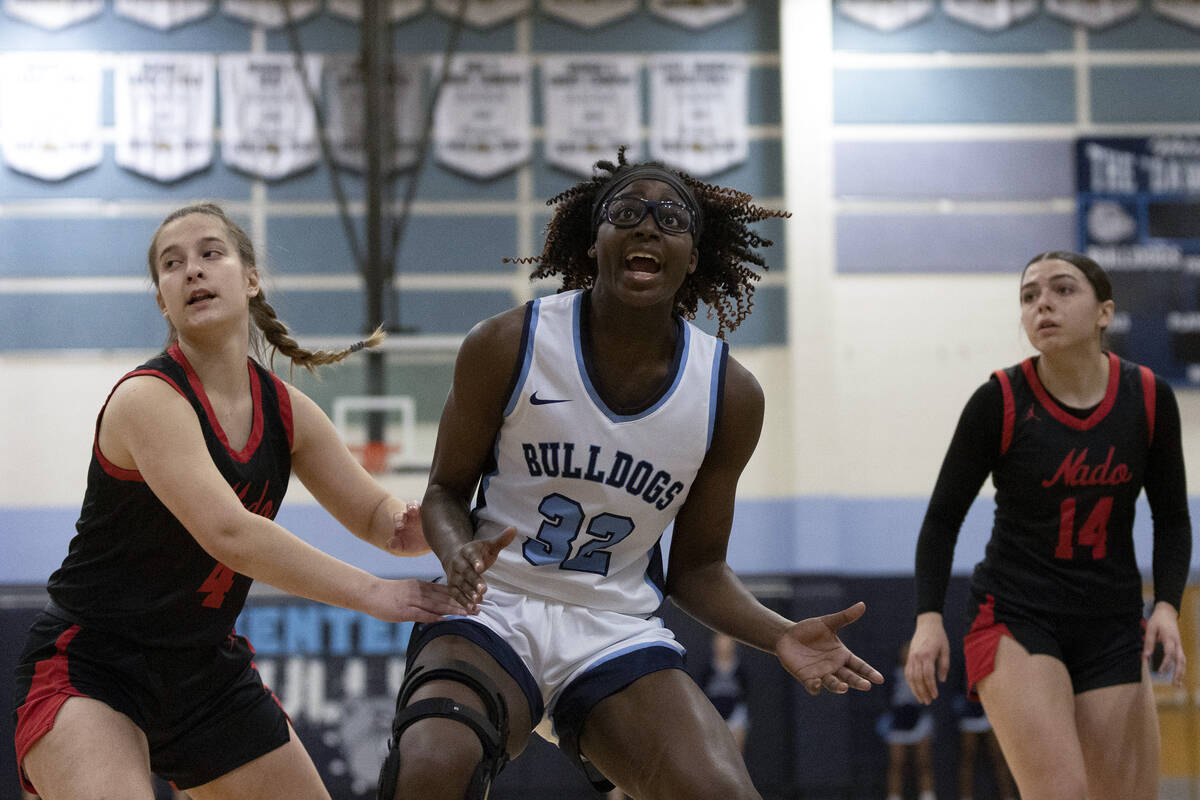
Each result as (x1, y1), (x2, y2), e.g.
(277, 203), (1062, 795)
(777, 602), (884, 695)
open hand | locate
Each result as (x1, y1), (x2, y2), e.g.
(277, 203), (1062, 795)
(370, 578), (467, 623)
(442, 527), (517, 613)
(777, 601), (884, 695)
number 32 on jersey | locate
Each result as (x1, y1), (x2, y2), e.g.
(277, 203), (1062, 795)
(522, 492), (634, 576)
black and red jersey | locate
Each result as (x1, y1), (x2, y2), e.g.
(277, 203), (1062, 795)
(46, 344), (293, 648)
(916, 352), (1191, 619)
(979, 353), (1154, 616)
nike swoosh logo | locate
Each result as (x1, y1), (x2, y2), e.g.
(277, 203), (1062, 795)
(530, 392), (571, 405)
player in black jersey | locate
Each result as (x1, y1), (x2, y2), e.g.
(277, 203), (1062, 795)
(905, 251), (1192, 800)
(12, 204), (464, 800)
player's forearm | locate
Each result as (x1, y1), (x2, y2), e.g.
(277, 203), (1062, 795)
(668, 560), (792, 654)
(204, 512), (382, 614)
(421, 482), (478, 570)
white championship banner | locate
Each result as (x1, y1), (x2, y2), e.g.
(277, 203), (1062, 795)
(327, 0), (427, 23)
(219, 53), (322, 181)
(835, 0), (934, 31)
(647, 0), (745, 29)
(2, 0), (103, 29)
(432, 0), (530, 28)
(221, 0), (320, 27)
(649, 54), (748, 178)
(539, 0), (637, 28)
(114, 54), (216, 182)
(942, 0), (1038, 30)
(542, 55), (641, 177)
(433, 55), (532, 180)
(1154, 0), (1200, 30)
(325, 56), (424, 173)
(1045, 0), (1139, 27)
(113, 0), (214, 29)
(0, 53), (103, 181)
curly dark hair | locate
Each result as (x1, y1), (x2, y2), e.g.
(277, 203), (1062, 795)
(513, 148), (790, 338)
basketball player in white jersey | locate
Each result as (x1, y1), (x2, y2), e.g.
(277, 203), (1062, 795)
(377, 150), (885, 800)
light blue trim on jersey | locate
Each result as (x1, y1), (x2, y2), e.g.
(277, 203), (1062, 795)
(571, 291), (691, 423)
(503, 298), (542, 418)
(706, 341), (727, 451)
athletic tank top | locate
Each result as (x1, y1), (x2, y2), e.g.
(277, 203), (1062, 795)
(975, 352), (1156, 617)
(46, 344), (293, 648)
(474, 290), (726, 615)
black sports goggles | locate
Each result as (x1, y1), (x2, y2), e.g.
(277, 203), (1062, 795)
(599, 196), (696, 235)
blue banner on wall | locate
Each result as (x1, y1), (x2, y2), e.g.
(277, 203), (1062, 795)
(1076, 136), (1200, 386)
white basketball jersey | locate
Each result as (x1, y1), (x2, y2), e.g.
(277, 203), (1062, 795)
(475, 290), (726, 615)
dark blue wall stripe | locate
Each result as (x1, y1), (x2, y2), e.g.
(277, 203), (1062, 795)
(0, 218), (158, 277)
(835, 67), (1076, 124)
(835, 140), (1074, 200)
(270, 287), (516, 335)
(692, 285), (787, 346)
(1089, 12), (1200, 50)
(836, 212), (1074, 273)
(0, 292), (163, 350)
(0, 147), (252, 201)
(1091, 65), (1200, 123)
(266, 215), (518, 275)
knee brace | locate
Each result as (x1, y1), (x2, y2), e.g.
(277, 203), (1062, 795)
(377, 659), (510, 800)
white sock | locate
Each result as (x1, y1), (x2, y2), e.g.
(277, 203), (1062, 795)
(918, 792), (936, 800)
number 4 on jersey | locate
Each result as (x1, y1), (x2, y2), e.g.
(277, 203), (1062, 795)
(198, 562), (236, 608)
(1055, 496), (1111, 560)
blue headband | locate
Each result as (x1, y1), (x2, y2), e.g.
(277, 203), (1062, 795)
(590, 164), (703, 238)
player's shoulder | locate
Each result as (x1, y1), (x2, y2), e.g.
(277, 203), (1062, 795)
(712, 351), (764, 455)
(454, 305), (531, 395)
(722, 352), (764, 411)
(468, 304), (528, 346)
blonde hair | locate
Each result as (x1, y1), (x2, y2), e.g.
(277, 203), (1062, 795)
(147, 202), (382, 372)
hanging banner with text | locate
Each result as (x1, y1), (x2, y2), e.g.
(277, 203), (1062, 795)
(835, 0), (934, 32)
(114, 53), (216, 182)
(2, 0), (102, 29)
(327, 0), (426, 22)
(1045, 0), (1139, 28)
(542, 55), (641, 177)
(219, 53), (322, 181)
(942, 0), (1038, 30)
(1077, 136), (1200, 385)
(324, 56), (424, 173)
(221, 0), (319, 26)
(113, 0), (214, 29)
(433, 54), (532, 180)
(432, 0), (530, 27)
(647, 0), (744, 28)
(0, 53), (103, 181)
(539, 0), (637, 27)
(649, 54), (748, 178)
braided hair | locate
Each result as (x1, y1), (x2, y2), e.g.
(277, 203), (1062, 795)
(516, 148), (790, 337)
(147, 203), (382, 372)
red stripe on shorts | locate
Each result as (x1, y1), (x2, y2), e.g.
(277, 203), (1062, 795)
(14, 625), (87, 794)
(963, 594), (1011, 702)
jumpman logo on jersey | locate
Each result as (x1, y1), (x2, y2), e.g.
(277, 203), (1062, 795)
(530, 392), (571, 405)
(1024, 404), (1040, 422)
